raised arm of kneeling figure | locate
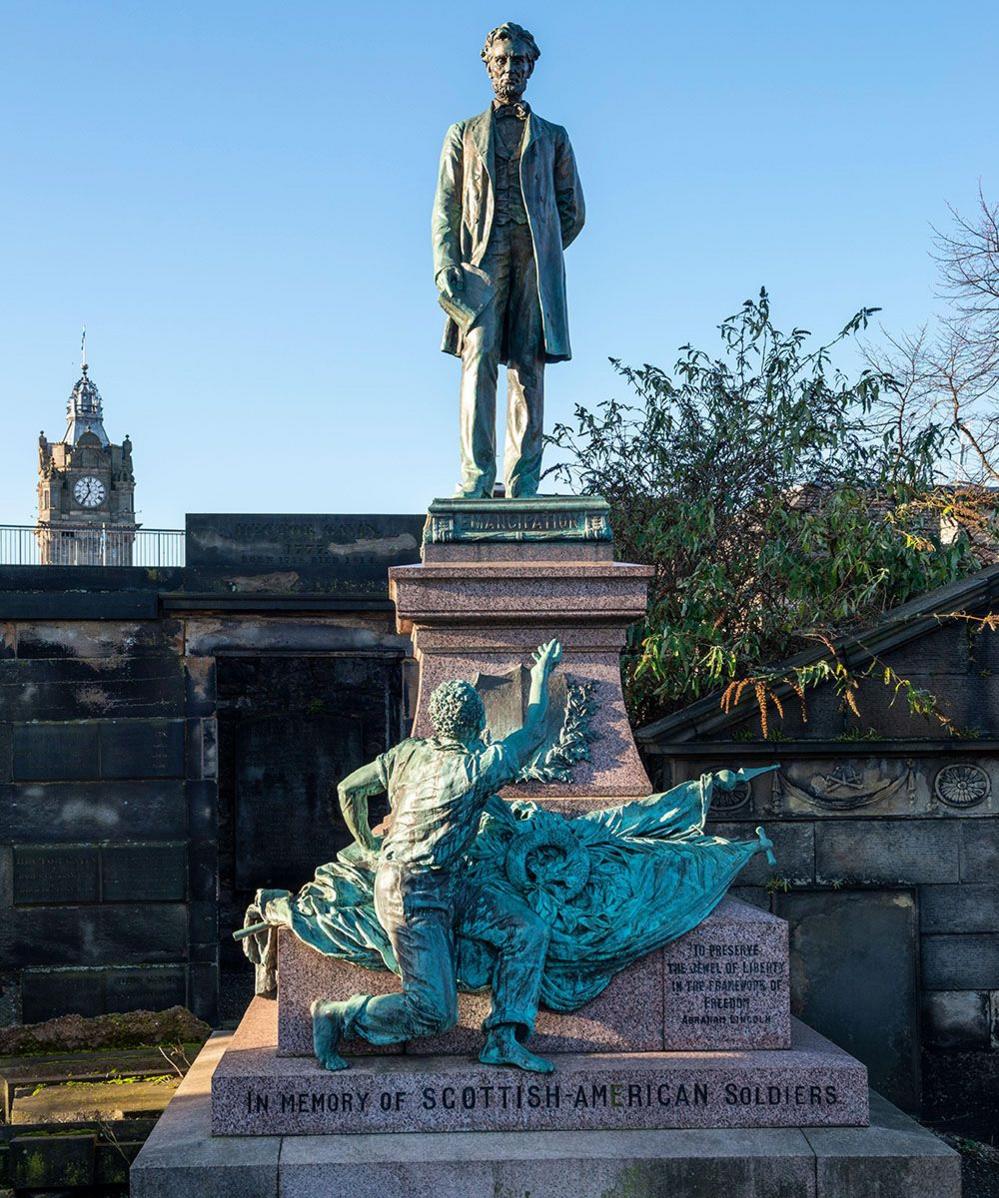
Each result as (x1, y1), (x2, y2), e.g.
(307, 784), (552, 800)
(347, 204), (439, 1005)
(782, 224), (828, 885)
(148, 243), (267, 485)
(500, 639), (563, 768)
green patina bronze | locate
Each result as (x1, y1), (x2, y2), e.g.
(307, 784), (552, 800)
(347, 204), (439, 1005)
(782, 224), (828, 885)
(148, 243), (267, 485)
(239, 640), (777, 1074)
(433, 23), (585, 499)
(424, 496), (613, 544)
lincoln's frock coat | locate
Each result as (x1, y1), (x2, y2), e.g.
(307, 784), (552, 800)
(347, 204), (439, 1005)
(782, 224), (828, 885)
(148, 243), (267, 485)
(432, 106), (585, 364)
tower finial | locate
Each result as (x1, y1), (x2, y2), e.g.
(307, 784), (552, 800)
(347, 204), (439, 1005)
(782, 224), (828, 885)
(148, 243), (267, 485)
(81, 326), (87, 372)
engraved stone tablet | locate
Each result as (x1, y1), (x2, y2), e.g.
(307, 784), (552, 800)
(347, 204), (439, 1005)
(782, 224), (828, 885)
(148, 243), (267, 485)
(212, 998), (868, 1135)
(662, 899), (791, 1050)
(423, 496), (613, 545)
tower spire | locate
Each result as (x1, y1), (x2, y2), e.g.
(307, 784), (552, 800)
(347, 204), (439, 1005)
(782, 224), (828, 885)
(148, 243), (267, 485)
(65, 332), (108, 446)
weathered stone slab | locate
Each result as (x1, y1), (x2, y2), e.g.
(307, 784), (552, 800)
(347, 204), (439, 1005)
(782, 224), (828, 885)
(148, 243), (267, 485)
(105, 965), (188, 1013)
(1, 657), (184, 721)
(6, 903), (187, 967)
(12, 845), (100, 904)
(960, 819), (999, 881)
(99, 719), (185, 779)
(2, 780), (187, 842)
(920, 882), (999, 932)
(213, 998), (867, 1135)
(276, 898), (790, 1057)
(921, 990), (990, 1049)
(21, 967), (105, 1022)
(776, 890), (920, 1112)
(101, 844), (188, 902)
(13, 620), (184, 660)
(803, 1090), (960, 1198)
(922, 933), (999, 990)
(278, 1126), (818, 1198)
(814, 820), (960, 885)
(184, 513), (424, 595)
(12, 721), (100, 781)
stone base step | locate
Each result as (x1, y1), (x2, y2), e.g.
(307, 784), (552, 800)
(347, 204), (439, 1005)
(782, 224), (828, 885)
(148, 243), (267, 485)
(132, 1031), (960, 1198)
(276, 896), (792, 1057)
(212, 997), (868, 1135)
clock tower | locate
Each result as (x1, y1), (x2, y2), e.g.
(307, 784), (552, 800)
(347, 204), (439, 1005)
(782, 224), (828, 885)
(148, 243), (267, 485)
(37, 348), (137, 565)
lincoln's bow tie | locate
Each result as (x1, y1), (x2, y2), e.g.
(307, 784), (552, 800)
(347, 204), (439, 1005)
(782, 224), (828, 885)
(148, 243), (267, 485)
(494, 102), (530, 120)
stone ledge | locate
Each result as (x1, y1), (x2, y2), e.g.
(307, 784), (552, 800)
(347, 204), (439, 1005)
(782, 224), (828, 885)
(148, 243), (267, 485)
(132, 1029), (958, 1198)
(212, 998), (866, 1135)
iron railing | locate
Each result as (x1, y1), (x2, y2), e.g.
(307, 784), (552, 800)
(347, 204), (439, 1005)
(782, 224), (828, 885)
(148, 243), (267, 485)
(0, 524), (185, 568)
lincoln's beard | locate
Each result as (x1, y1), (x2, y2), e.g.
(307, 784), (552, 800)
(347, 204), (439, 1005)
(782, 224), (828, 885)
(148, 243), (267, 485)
(490, 71), (527, 104)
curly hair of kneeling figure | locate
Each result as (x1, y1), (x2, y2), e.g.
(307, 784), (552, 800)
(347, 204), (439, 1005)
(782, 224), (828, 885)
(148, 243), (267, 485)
(428, 679), (487, 741)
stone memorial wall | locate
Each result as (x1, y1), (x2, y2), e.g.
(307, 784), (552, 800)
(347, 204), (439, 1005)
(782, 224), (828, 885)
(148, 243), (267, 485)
(638, 578), (999, 1133)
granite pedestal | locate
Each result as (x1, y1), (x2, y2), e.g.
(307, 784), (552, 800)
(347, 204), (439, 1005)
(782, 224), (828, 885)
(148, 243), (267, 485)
(389, 497), (655, 798)
(131, 1030), (961, 1198)
(213, 997), (867, 1135)
(276, 896), (791, 1057)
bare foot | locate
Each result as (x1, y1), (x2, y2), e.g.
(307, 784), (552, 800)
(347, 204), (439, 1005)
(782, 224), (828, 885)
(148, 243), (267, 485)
(480, 1028), (554, 1074)
(311, 999), (349, 1071)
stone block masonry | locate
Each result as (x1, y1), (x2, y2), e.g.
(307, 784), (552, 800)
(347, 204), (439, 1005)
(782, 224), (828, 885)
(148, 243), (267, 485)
(0, 605), (200, 1022)
(0, 523), (421, 1029)
(131, 1030), (960, 1198)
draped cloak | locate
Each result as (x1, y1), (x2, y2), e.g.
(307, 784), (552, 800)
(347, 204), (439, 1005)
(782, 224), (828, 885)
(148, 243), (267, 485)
(243, 767), (776, 1012)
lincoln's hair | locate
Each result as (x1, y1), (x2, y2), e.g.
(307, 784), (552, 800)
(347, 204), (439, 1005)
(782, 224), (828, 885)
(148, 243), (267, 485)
(428, 679), (486, 738)
(481, 22), (541, 63)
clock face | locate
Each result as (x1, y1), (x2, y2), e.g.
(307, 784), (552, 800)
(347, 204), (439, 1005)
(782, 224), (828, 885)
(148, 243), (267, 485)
(73, 475), (107, 508)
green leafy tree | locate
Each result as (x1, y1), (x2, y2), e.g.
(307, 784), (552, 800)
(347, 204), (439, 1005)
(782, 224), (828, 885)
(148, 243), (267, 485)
(547, 290), (981, 730)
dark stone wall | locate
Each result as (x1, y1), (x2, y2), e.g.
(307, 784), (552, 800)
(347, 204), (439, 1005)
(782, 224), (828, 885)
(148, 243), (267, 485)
(640, 617), (999, 1129)
(0, 607), (192, 1025)
(0, 520), (420, 1029)
(214, 650), (406, 1021)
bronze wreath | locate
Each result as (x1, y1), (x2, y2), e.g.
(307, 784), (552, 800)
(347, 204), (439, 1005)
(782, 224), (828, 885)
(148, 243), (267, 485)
(504, 821), (590, 901)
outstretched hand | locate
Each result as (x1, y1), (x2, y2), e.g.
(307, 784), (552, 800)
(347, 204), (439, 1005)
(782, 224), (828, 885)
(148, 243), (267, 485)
(531, 639), (563, 679)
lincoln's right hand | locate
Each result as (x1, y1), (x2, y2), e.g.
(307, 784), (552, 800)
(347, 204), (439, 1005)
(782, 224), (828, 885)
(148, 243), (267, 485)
(437, 266), (464, 298)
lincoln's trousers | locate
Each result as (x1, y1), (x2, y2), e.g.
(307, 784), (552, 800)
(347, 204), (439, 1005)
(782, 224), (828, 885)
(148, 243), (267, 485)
(458, 222), (546, 499)
(342, 862), (549, 1044)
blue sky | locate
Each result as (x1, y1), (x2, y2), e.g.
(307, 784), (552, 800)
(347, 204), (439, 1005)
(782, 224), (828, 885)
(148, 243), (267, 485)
(1, 0), (996, 527)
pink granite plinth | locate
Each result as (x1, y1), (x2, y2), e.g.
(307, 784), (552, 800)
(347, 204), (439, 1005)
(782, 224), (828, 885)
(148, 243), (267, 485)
(276, 898), (790, 1057)
(277, 930), (664, 1058)
(388, 557), (654, 797)
(212, 998), (869, 1135)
